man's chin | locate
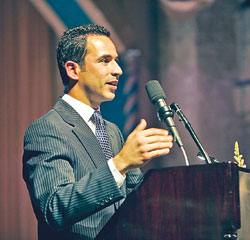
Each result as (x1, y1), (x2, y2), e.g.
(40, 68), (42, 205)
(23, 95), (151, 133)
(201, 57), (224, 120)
(103, 93), (116, 102)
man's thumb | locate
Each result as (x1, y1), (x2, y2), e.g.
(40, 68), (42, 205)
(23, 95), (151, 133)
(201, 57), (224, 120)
(133, 119), (147, 132)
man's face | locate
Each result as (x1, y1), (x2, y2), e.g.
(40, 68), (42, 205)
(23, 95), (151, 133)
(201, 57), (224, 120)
(77, 35), (123, 109)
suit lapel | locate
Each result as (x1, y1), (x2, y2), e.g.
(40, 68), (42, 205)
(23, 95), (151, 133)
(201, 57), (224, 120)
(53, 98), (127, 208)
(105, 123), (121, 156)
(53, 98), (107, 168)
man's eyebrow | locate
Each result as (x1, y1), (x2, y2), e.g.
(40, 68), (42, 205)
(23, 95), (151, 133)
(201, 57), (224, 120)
(97, 54), (119, 61)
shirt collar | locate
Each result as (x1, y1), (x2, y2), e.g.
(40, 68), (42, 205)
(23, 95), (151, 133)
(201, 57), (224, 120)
(62, 94), (97, 123)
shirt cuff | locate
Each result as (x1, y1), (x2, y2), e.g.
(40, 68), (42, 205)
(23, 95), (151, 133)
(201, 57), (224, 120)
(108, 158), (126, 188)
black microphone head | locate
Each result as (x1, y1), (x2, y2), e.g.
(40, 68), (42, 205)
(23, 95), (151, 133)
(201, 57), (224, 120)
(145, 80), (166, 104)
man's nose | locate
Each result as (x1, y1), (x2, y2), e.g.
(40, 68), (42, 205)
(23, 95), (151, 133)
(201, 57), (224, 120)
(112, 61), (123, 77)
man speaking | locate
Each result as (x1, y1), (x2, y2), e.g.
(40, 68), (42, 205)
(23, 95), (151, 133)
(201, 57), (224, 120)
(22, 24), (173, 239)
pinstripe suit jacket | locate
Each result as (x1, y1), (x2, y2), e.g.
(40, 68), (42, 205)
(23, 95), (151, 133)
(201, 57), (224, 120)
(23, 98), (143, 240)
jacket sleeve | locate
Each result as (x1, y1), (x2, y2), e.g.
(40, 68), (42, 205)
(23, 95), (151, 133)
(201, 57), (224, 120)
(22, 118), (127, 231)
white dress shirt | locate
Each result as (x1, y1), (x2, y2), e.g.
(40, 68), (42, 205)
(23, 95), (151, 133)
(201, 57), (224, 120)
(62, 94), (125, 188)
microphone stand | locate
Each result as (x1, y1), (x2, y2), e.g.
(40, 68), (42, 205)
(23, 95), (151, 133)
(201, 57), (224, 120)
(170, 102), (214, 164)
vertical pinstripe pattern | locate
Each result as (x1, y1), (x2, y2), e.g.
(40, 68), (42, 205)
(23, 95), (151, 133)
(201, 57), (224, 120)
(22, 98), (143, 240)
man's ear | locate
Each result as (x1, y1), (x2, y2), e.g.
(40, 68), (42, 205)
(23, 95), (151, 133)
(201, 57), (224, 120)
(64, 61), (81, 80)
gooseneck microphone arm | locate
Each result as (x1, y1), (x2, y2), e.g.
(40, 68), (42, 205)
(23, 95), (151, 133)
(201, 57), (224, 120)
(170, 102), (213, 164)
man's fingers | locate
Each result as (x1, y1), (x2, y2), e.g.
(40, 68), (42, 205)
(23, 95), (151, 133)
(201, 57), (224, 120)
(140, 148), (171, 160)
(139, 141), (173, 153)
(142, 134), (173, 144)
(140, 127), (171, 137)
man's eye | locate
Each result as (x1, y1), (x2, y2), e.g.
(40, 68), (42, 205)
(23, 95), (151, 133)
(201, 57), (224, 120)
(100, 58), (109, 63)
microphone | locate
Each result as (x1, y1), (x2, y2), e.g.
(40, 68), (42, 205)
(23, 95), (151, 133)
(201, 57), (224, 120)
(145, 80), (183, 148)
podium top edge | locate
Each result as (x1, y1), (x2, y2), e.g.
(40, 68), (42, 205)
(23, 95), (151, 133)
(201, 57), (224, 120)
(145, 161), (250, 174)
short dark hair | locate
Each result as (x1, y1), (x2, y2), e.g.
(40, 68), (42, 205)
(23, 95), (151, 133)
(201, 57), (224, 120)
(56, 24), (111, 86)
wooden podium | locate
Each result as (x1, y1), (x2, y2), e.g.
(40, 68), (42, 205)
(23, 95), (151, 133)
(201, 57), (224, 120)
(96, 162), (250, 240)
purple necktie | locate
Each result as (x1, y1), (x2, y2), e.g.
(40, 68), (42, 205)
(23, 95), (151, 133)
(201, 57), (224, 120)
(91, 110), (113, 160)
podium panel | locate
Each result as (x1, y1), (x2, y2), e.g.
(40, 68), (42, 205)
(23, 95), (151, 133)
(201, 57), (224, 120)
(96, 163), (249, 240)
(238, 169), (250, 239)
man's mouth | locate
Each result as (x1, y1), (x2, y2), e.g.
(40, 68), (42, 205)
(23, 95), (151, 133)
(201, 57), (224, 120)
(106, 81), (118, 86)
